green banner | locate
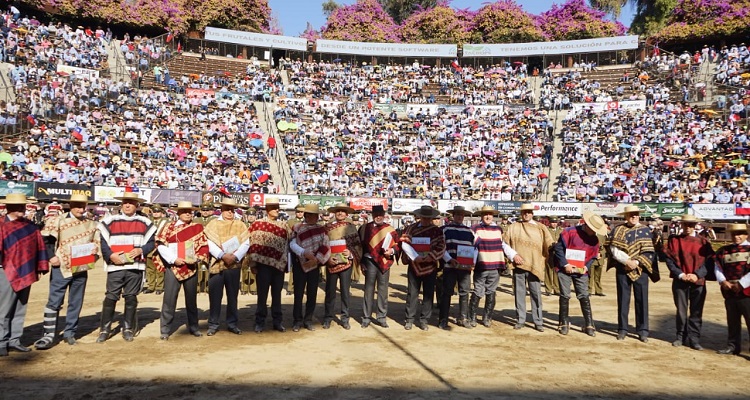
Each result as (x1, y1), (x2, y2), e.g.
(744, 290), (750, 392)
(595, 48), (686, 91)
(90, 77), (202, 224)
(0, 181), (35, 197)
(636, 203), (688, 219)
(298, 195), (321, 206)
(298, 195), (345, 210)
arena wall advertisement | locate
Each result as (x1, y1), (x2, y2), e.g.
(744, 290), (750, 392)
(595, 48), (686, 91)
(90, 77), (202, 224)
(689, 204), (737, 220)
(315, 39), (457, 58)
(349, 197), (389, 211)
(0, 181), (34, 196)
(35, 182), (94, 201)
(95, 186), (153, 203)
(204, 27), (308, 52)
(570, 100), (647, 113)
(462, 35), (639, 57)
(391, 198), (437, 213)
(530, 202), (583, 216)
(150, 189), (202, 206)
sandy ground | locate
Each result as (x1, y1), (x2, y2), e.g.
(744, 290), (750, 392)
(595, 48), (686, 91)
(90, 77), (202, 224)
(0, 263), (748, 400)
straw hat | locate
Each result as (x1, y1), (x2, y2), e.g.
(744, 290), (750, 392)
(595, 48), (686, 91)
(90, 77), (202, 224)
(582, 211), (608, 236)
(447, 205), (472, 216)
(328, 203), (354, 214)
(727, 223), (748, 233)
(678, 214), (702, 224)
(114, 192), (146, 203)
(215, 197), (247, 209)
(1, 193), (31, 205)
(302, 203), (323, 214)
(174, 201), (198, 211)
(617, 205), (641, 215)
(473, 205), (500, 217)
(65, 193), (90, 204)
(265, 197), (280, 208)
(519, 203), (535, 212)
(413, 205), (440, 219)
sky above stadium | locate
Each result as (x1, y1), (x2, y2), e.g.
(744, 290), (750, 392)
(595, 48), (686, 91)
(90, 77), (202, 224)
(267, 0), (637, 37)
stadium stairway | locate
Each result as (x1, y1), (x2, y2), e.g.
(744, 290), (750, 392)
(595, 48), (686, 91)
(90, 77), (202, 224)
(106, 39), (133, 85)
(255, 100), (296, 194)
(546, 109), (569, 202)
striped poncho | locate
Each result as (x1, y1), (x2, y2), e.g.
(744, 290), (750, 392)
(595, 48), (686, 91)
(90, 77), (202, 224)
(0, 216), (49, 292)
(154, 221), (209, 281)
(294, 223), (331, 273)
(98, 214), (156, 272)
(442, 222), (475, 270)
(607, 222), (656, 282)
(248, 218), (291, 273)
(360, 222), (399, 273)
(471, 222), (506, 271)
(325, 220), (363, 274)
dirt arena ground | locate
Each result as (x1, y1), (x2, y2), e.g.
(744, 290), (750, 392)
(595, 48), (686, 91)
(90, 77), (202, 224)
(0, 263), (748, 400)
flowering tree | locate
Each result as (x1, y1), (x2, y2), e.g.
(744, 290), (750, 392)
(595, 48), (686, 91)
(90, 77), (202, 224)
(321, 0), (401, 42)
(21, 0), (272, 34)
(536, 0), (626, 40)
(656, 0), (750, 42)
(400, 2), (476, 44)
(300, 22), (321, 41)
(472, 0), (545, 43)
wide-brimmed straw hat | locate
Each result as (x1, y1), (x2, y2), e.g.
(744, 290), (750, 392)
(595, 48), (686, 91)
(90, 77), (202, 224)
(302, 203), (323, 214)
(174, 201), (198, 211)
(447, 205), (472, 216)
(265, 197), (280, 208)
(473, 205), (500, 217)
(215, 198), (247, 209)
(678, 214), (702, 224)
(114, 192), (146, 203)
(617, 205), (641, 215)
(727, 223), (748, 233)
(413, 205), (440, 218)
(1, 193), (31, 205)
(67, 193), (90, 204)
(582, 211), (608, 236)
(519, 203), (535, 212)
(328, 203), (354, 214)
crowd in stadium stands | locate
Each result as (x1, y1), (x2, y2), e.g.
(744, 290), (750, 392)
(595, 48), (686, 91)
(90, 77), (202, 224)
(0, 13), (278, 193)
(280, 58), (534, 106)
(273, 97), (552, 200)
(557, 103), (750, 204)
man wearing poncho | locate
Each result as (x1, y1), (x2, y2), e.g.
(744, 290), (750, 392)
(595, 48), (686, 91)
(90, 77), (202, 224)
(504, 203), (554, 332)
(35, 194), (101, 350)
(96, 192), (156, 343)
(248, 197), (291, 333)
(155, 201), (209, 340)
(323, 203), (362, 330)
(360, 205), (399, 329)
(607, 205), (657, 343)
(0, 193), (49, 356)
(400, 205), (445, 331)
(204, 198), (250, 336)
(289, 203), (331, 331)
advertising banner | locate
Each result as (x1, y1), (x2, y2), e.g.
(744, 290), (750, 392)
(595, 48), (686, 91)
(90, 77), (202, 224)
(349, 197), (389, 211)
(436, 199), (485, 214)
(690, 204), (737, 221)
(298, 195), (345, 209)
(35, 182), (94, 201)
(0, 181), (34, 197)
(57, 64), (99, 80)
(149, 189), (202, 205)
(205, 27), (309, 52)
(316, 39), (457, 57)
(581, 202), (631, 217)
(95, 186), (153, 203)
(529, 202), (582, 216)
(570, 100), (647, 113)
(391, 198), (437, 213)
(200, 191), (250, 207)
(463, 35), (639, 57)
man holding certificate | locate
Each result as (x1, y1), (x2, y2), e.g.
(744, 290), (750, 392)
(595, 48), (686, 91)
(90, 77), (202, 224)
(96, 192), (156, 343)
(400, 205), (446, 331)
(323, 203), (362, 330)
(552, 211), (608, 336)
(504, 203), (554, 332)
(360, 205), (399, 329)
(204, 198), (250, 336)
(438, 206), (475, 330)
(34, 194), (101, 349)
(289, 203), (331, 332)
(155, 201), (209, 340)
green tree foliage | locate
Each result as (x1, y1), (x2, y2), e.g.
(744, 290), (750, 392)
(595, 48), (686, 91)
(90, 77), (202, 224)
(378, 0), (437, 25)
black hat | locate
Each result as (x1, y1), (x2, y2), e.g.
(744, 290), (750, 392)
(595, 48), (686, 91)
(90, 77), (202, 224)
(372, 205), (386, 215)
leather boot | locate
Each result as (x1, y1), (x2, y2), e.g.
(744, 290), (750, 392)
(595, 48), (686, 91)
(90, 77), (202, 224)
(467, 294), (479, 328)
(580, 297), (596, 336)
(456, 295), (469, 327)
(558, 297), (570, 335)
(97, 298), (117, 343)
(122, 296), (138, 342)
(483, 293), (496, 327)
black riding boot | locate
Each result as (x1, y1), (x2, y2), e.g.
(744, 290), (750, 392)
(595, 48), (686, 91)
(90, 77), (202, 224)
(558, 297), (570, 335)
(468, 294), (480, 328)
(122, 296), (138, 342)
(96, 298), (117, 343)
(580, 297), (596, 336)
